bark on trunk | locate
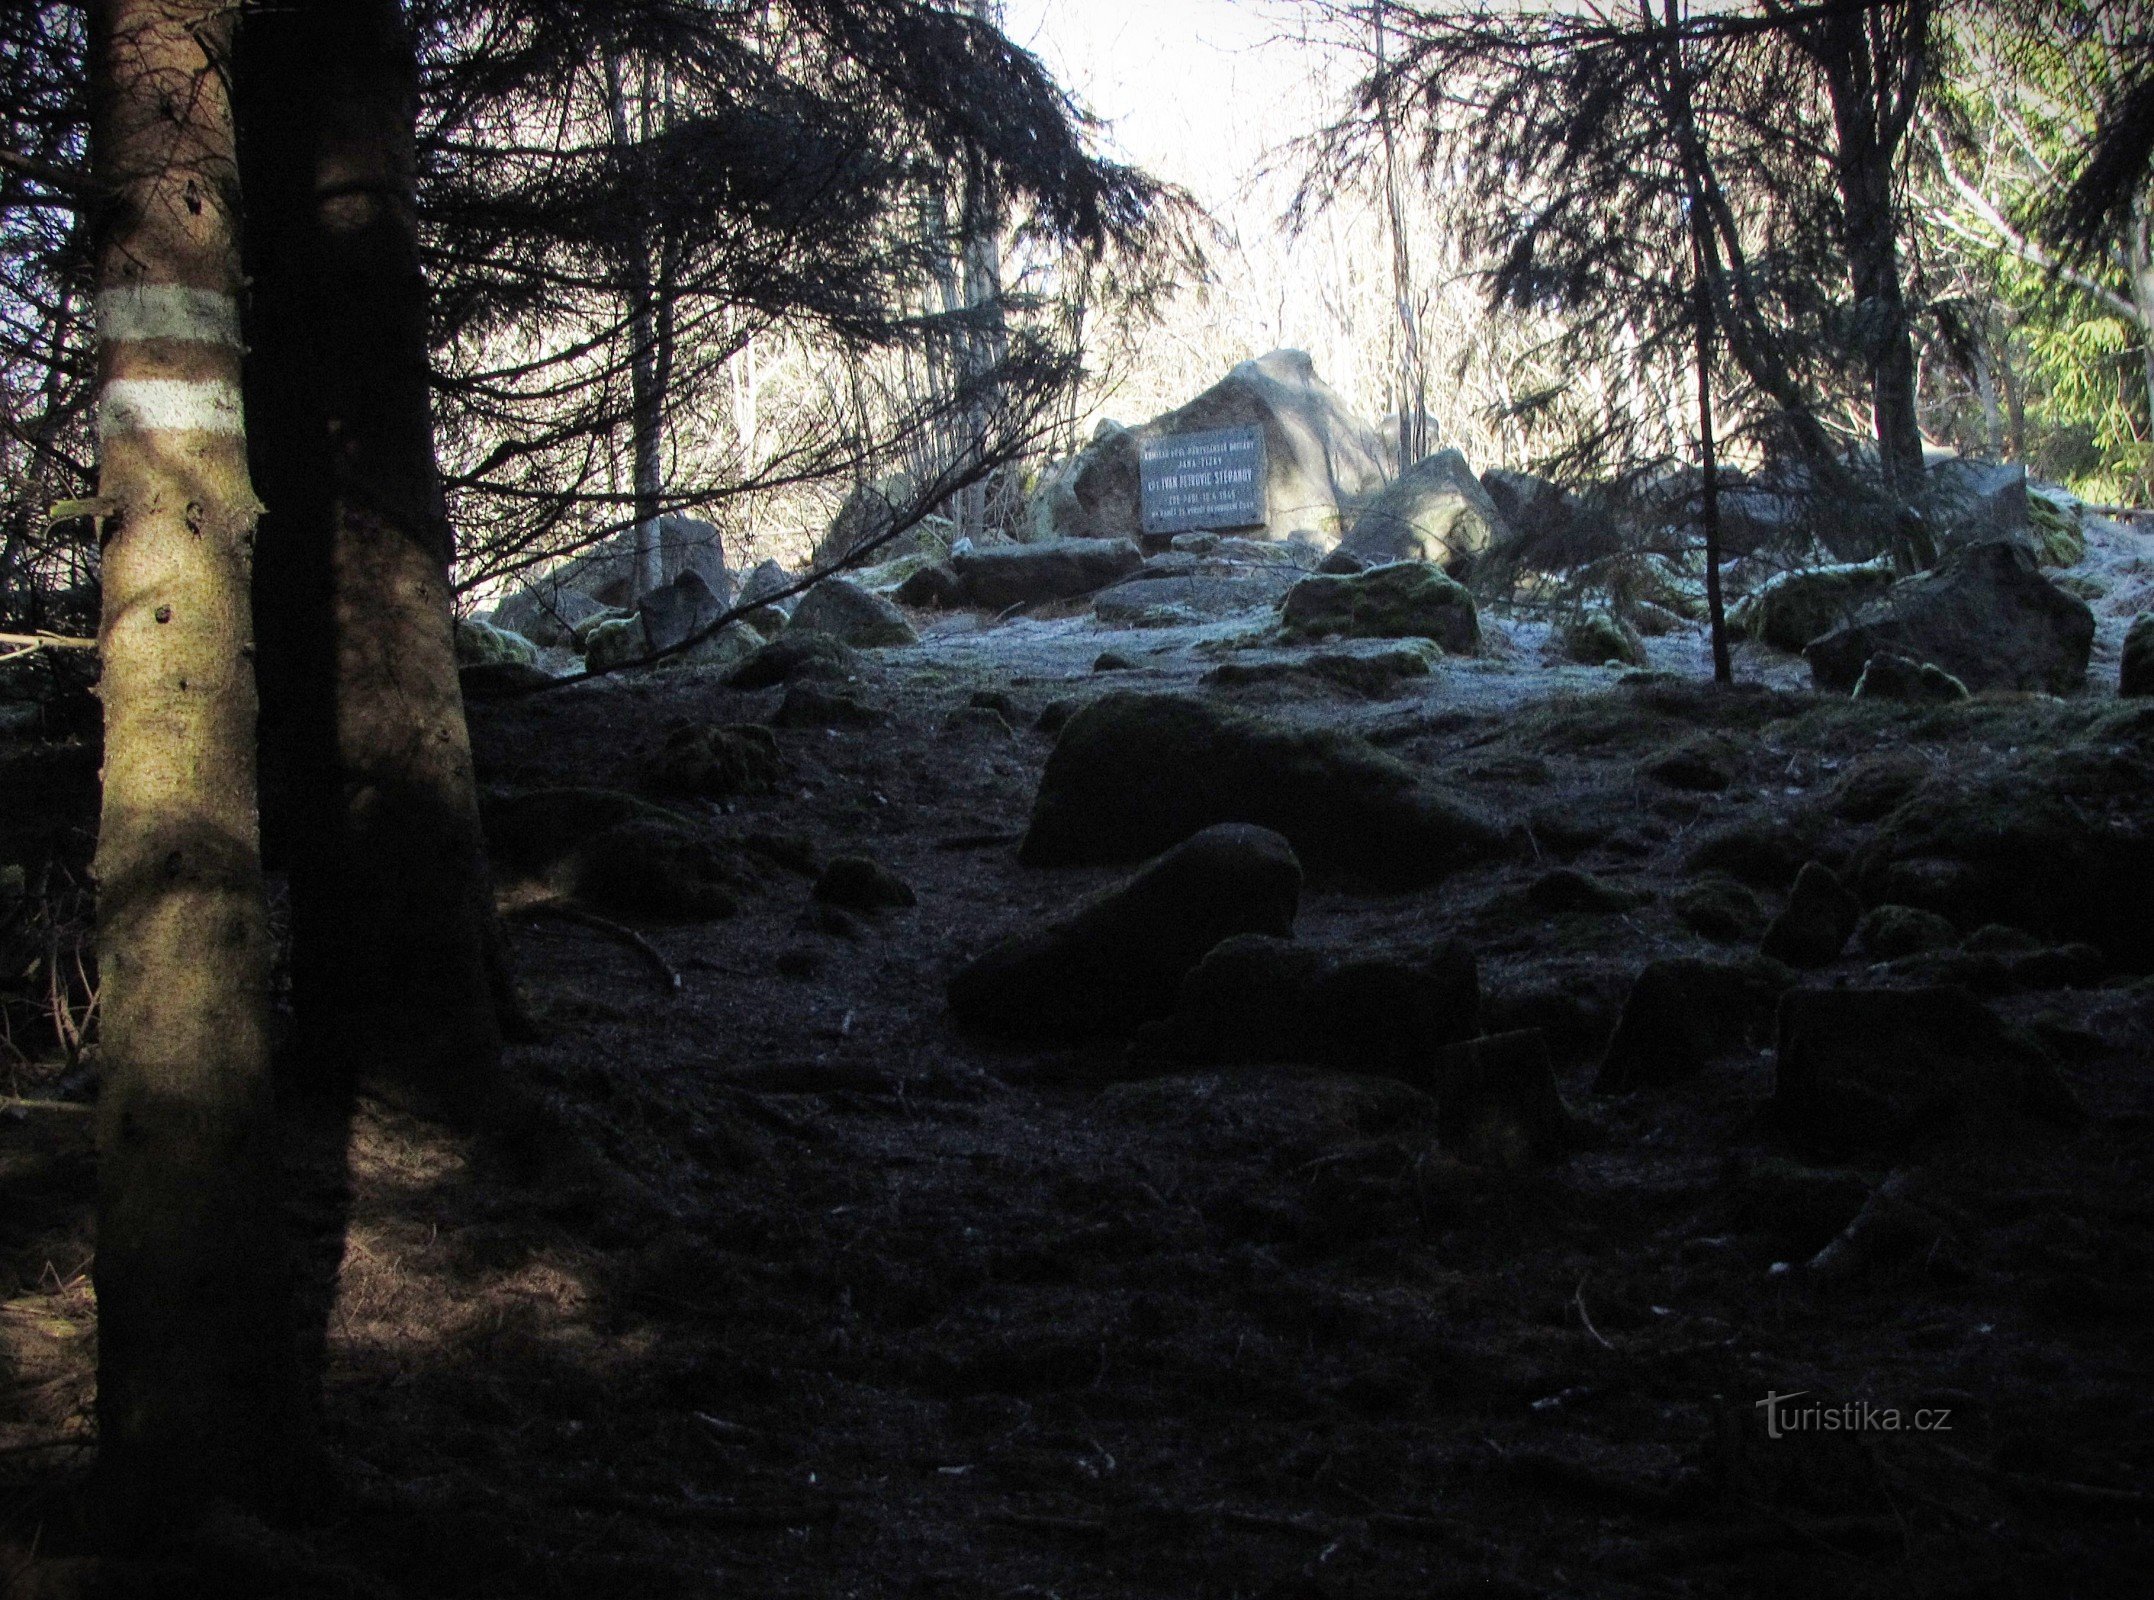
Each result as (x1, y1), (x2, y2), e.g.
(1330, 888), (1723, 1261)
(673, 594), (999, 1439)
(87, 0), (302, 1534)
(239, 0), (505, 1114)
(604, 53), (666, 597)
(1812, 6), (1929, 499)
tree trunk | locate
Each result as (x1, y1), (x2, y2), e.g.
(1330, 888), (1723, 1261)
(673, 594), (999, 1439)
(1375, 2), (1430, 468)
(87, 0), (303, 1535)
(1811, 7), (1929, 499)
(605, 53), (667, 598)
(239, 0), (505, 1115)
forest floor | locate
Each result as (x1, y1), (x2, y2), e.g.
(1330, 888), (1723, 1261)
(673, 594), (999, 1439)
(3, 575), (2154, 1599)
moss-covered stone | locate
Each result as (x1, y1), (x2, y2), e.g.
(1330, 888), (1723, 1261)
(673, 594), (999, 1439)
(645, 723), (782, 800)
(581, 616), (648, 671)
(1594, 955), (1797, 1092)
(948, 825), (1304, 1041)
(454, 616), (539, 667)
(1673, 876), (1768, 942)
(1760, 860), (1862, 968)
(1852, 651), (1969, 703)
(788, 578), (918, 648)
(727, 630), (859, 688)
(1726, 559), (1894, 653)
(2122, 613), (2154, 698)
(1560, 608), (1647, 668)
(1022, 691), (1507, 887)
(1278, 561), (1479, 651)
(1855, 904), (1957, 959)
(654, 619), (751, 673)
(2028, 491), (2086, 566)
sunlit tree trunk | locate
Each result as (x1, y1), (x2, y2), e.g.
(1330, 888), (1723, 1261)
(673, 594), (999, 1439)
(604, 51), (667, 596)
(87, 0), (302, 1535)
(1806, 2), (1931, 498)
(240, 0), (505, 1115)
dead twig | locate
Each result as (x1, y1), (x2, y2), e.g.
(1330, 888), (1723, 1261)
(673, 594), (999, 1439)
(518, 904), (680, 993)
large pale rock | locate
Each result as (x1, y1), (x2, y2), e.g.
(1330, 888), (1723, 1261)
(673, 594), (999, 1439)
(1335, 449), (1513, 572)
(1804, 540), (2094, 695)
(789, 578), (918, 648)
(1037, 350), (1389, 546)
(1021, 691), (1507, 887)
(949, 538), (1144, 610)
(947, 824), (1303, 1041)
(1278, 561), (1479, 651)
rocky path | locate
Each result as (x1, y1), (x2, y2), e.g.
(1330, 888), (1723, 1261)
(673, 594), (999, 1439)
(3, 580), (2152, 1599)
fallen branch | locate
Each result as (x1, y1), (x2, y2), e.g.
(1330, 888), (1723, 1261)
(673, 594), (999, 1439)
(518, 903), (680, 993)
(0, 632), (96, 652)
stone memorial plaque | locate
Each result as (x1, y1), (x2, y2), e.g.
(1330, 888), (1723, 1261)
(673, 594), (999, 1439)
(1138, 426), (1268, 535)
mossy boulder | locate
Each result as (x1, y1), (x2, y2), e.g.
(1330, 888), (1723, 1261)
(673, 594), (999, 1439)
(582, 616), (649, 672)
(1334, 448), (1513, 573)
(948, 825), (1304, 1041)
(1850, 746), (2154, 964)
(482, 787), (744, 919)
(2122, 613), (2154, 698)
(1726, 559), (1895, 653)
(1804, 540), (2094, 695)
(1761, 861), (1862, 968)
(645, 724), (782, 800)
(1021, 691), (1507, 887)
(1851, 651), (1969, 703)
(727, 631), (859, 688)
(454, 616), (539, 668)
(2027, 491), (2086, 566)
(1144, 932), (1480, 1084)
(1277, 561), (1479, 652)
(788, 578), (918, 648)
(1594, 955), (1797, 1093)
(1855, 904), (1957, 959)
(1771, 986), (2081, 1157)
(1560, 608), (1647, 668)
(661, 619), (763, 674)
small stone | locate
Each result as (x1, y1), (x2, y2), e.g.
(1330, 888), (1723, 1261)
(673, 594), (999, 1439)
(813, 857), (916, 912)
(1594, 955), (1796, 1093)
(1760, 861), (1861, 968)
(645, 723), (782, 800)
(773, 682), (880, 728)
(969, 689), (1024, 721)
(1772, 986), (2082, 1157)
(2122, 613), (2154, 697)
(947, 824), (1303, 1041)
(1524, 867), (1643, 915)
(942, 706), (1013, 739)
(1561, 609), (1647, 668)
(1672, 876), (1767, 942)
(728, 631), (859, 688)
(1855, 904), (1957, 959)
(1035, 699), (1079, 734)
(1852, 651), (1970, 704)
(1642, 734), (1739, 792)
(1094, 650), (1136, 672)
(1432, 1030), (1582, 1165)
(776, 946), (825, 979)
